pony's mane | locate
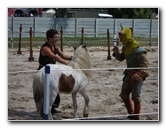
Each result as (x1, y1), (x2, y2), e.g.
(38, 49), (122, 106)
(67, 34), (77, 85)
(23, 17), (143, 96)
(68, 45), (91, 78)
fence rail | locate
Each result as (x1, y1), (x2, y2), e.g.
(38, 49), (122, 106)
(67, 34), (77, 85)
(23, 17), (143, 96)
(8, 17), (158, 38)
(8, 26), (158, 50)
(8, 17), (158, 50)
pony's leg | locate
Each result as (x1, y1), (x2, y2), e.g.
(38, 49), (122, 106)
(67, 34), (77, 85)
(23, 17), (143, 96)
(48, 91), (58, 120)
(49, 106), (53, 120)
(79, 88), (89, 117)
(72, 92), (78, 118)
(36, 99), (44, 120)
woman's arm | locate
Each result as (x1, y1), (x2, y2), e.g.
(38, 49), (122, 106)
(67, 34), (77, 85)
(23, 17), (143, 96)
(42, 46), (69, 65)
(132, 53), (149, 81)
(56, 46), (72, 60)
(112, 46), (126, 61)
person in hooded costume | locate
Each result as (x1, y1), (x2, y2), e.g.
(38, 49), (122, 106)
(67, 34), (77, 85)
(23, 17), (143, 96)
(112, 26), (149, 120)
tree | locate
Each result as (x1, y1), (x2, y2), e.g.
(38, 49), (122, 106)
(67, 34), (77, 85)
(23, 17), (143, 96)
(42, 8), (67, 17)
(107, 8), (155, 19)
(55, 8), (67, 18)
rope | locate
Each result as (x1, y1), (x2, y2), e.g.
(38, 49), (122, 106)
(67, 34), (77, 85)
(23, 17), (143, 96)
(8, 66), (158, 120)
(8, 67), (158, 74)
(61, 31), (107, 35)
(63, 112), (158, 120)
(50, 67), (158, 71)
(8, 70), (37, 74)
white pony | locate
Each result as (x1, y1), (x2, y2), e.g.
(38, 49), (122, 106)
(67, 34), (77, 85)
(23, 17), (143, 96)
(32, 45), (91, 120)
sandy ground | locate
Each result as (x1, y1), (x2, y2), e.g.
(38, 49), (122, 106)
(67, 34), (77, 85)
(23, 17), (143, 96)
(8, 46), (159, 121)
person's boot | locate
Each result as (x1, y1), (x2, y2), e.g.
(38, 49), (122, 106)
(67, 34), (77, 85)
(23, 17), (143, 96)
(51, 106), (61, 113)
(51, 94), (61, 114)
(123, 99), (134, 120)
(134, 102), (141, 120)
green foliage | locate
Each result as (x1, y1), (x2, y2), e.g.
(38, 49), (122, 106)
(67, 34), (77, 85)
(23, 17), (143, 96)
(47, 8), (157, 18)
(107, 8), (155, 19)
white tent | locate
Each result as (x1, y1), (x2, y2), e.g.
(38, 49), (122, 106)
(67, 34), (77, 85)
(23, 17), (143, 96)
(156, 15), (158, 19)
(46, 9), (56, 14)
(98, 13), (113, 18)
(42, 9), (56, 17)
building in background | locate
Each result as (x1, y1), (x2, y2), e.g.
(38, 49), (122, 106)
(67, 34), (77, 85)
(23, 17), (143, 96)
(8, 8), (110, 18)
(66, 8), (108, 18)
(8, 8), (42, 17)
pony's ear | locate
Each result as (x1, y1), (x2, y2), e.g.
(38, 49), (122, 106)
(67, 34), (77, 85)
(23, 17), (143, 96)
(82, 44), (86, 48)
(73, 46), (77, 50)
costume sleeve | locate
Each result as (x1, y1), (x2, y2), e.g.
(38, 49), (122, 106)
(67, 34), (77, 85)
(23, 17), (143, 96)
(112, 52), (126, 62)
(132, 53), (149, 81)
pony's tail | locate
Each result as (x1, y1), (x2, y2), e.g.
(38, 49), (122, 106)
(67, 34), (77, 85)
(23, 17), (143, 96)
(32, 71), (44, 118)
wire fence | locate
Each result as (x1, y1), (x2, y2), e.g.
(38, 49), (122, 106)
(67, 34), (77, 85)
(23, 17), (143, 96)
(64, 112), (158, 120)
(8, 25), (158, 50)
(8, 67), (158, 74)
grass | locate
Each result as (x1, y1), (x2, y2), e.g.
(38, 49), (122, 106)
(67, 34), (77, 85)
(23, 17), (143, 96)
(8, 36), (158, 49)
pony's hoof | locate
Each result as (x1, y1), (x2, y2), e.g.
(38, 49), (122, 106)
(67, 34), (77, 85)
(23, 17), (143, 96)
(83, 114), (89, 117)
(53, 115), (63, 120)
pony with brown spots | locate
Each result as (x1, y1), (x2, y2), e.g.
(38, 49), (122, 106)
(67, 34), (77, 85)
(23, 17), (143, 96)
(32, 45), (91, 120)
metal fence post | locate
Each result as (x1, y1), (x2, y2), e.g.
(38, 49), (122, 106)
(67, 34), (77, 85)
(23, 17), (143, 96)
(114, 19), (117, 34)
(113, 33), (117, 46)
(10, 28), (13, 49)
(149, 19), (152, 46)
(10, 16), (14, 49)
(129, 28), (133, 37)
(132, 19), (135, 37)
(95, 18), (97, 37)
(60, 26), (63, 51)
(75, 18), (78, 37)
(33, 17), (36, 37)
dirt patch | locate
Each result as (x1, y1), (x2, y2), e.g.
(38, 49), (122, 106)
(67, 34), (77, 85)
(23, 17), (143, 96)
(8, 46), (159, 121)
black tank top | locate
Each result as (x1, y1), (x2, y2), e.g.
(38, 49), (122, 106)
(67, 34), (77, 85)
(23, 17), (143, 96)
(38, 42), (57, 69)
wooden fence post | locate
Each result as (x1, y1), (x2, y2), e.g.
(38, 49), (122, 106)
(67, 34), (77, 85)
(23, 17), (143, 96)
(81, 27), (84, 45)
(29, 27), (34, 61)
(107, 29), (111, 60)
(17, 24), (22, 54)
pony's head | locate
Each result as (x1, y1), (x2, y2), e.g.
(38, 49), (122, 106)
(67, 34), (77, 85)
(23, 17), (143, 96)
(68, 44), (91, 78)
(73, 44), (87, 51)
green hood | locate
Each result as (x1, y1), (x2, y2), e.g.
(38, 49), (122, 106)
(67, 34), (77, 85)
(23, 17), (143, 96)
(120, 28), (140, 55)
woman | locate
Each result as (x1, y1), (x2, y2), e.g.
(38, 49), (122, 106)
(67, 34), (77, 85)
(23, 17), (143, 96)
(37, 29), (72, 113)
